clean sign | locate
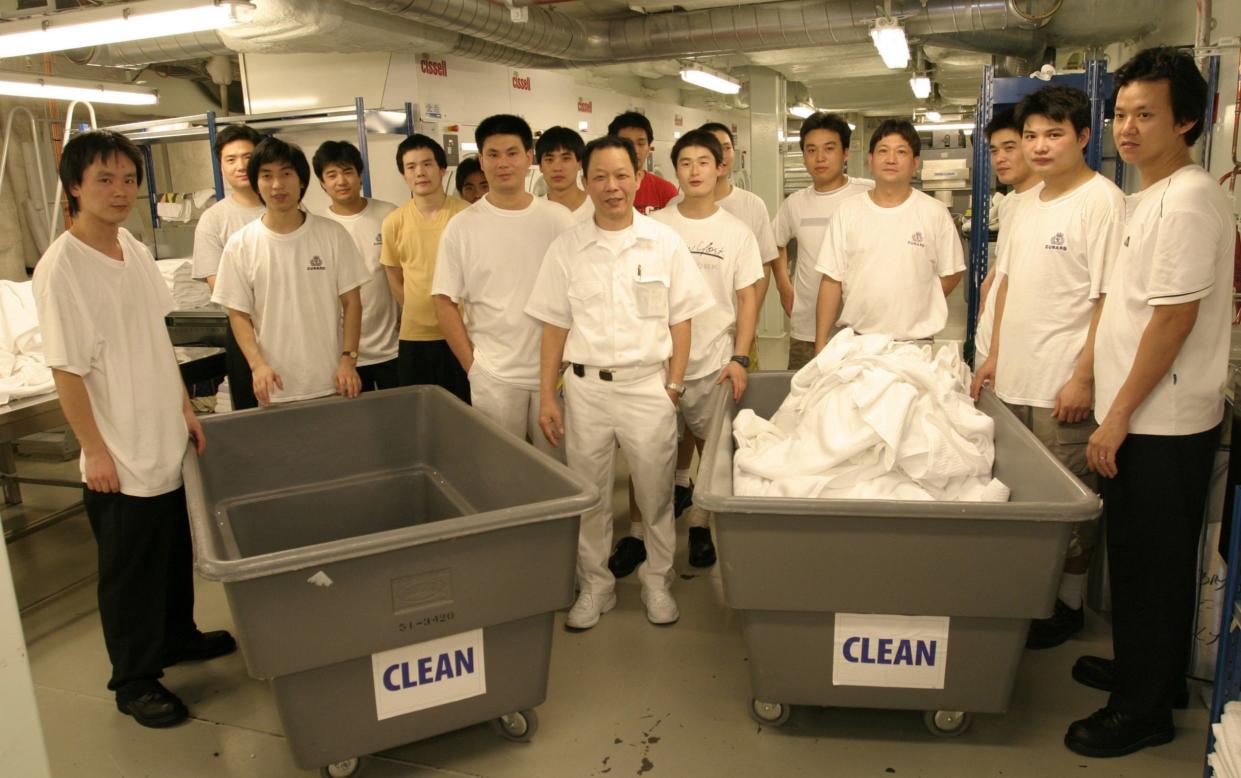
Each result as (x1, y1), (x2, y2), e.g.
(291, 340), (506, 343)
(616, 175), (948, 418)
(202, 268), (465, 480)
(372, 629), (486, 720)
(832, 613), (950, 689)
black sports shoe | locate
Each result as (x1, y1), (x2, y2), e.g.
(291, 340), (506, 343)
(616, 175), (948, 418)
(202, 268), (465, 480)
(162, 630), (237, 668)
(608, 537), (646, 578)
(1064, 707), (1174, 758)
(116, 681), (189, 728)
(1071, 655), (1191, 709)
(688, 526), (716, 568)
(674, 482), (694, 519)
(1026, 598), (1084, 649)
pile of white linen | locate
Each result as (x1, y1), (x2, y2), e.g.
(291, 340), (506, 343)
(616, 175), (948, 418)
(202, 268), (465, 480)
(156, 258), (211, 309)
(733, 328), (1009, 502)
(1210, 702), (1241, 777)
(0, 280), (55, 404)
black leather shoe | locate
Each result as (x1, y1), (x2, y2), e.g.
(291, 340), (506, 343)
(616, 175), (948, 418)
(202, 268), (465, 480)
(162, 630), (237, 668)
(608, 537), (646, 578)
(1026, 598), (1084, 649)
(116, 681), (189, 728)
(1064, 707), (1173, 758)
(688, 526), (716, 568)
(674, 483), (694, 519)
(1071, 655), (1191, 708)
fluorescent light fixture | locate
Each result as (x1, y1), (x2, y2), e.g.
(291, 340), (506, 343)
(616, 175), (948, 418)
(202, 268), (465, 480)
(0, 0), (253, 59)
(869, 17), (909, 69)
(925, 109), (943, 122)
(0, 71), (157, 105)
(913, 121), (975, 132)
(909, 75), (932, 99)
(680, 63), (741, 95)
(789, 103), (816, 119)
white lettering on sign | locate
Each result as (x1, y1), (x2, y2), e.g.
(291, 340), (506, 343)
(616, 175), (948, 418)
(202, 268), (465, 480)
(371, 628), (486, 720)
(832, 613), (949, 689)
(420, 58), (448, 77)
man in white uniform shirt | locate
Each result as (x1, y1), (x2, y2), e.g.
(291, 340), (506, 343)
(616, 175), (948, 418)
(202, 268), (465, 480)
(971, 86), (1125, 650)
(433, 114), (574, 453)
(313, 140), (400, 391)
(652, 129), (762, 568)
(813, 119), (965, 349)
(526, 136), (713, 630)
(772, 112), (873, 369)
(537, 126), (594, 223)
(192, 123), (264, 409)
(973, 108), (1042, 365)
(1064, 48), (1234, 759)
(212, 137), (369, 405)
(35, 131), (233, 729)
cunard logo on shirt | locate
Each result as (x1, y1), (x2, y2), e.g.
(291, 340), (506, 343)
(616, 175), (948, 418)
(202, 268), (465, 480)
(1045, 232), (1068, 252)
(907, 231), (925, 248)
(308, 255), (326, 271)
(374, 232), (383, 246)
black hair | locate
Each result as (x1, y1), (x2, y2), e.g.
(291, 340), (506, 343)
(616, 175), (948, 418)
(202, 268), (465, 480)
(582, 135), (640, 175)
(247, 136), (310, 205)
(455, 156), (484, 194)
(535, 126), (586, 162)
(59, 130), (144, 217)
(607, 111), (654, 143)
(799, 112), (852, 151)
(698, 121), (734, 145)
(213, 124), (264, 160)
(984, 107), (1022, 140)
(475, 113), (533, 152)
(670, 129), (724, 166)
(868, 119), (921, 156)
(395, 133), (447, 172)
(1015, 84), (1091, 138)
(1115, 46), (1207, 146)
(312, 140), (365, 181)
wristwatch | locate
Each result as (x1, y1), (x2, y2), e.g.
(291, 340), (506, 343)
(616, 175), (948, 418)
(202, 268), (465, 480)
(665, 382), (686, 395)
(342, 350), (358, 360)
(730, 355), (751, 368)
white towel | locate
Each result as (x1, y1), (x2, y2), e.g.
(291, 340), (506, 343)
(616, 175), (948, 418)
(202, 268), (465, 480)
(0, 280), (55, 404)
(156, 258), (212, 309)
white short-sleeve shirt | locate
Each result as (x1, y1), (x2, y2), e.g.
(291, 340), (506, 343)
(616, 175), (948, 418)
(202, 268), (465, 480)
(432, 196), (575, 387)
(191, 195), (263, 280)
(814, 188), (966, 340)
(772, 178), (874, 342)
(974, 185), (1040, 364)
(1094, 165), (1234, 435)
(651, 206), (764, 379)
(212, 213), (370, 403)
(525, 212), (715, 368)
(994, 174), (1124, 407)
(320, 199), (400, 367)
(33, 229), (187, 496)
(669, 185), (778, 264)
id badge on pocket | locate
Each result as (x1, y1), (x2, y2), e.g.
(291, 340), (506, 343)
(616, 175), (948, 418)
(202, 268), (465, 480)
(634, 277), (669, 319)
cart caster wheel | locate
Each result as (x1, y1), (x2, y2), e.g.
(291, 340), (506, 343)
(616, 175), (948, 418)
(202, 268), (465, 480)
(748, 698), (791, 727)
(320, 757), (363, 778)
(490, 708), (538, 742)
(924, 709), (972, 737)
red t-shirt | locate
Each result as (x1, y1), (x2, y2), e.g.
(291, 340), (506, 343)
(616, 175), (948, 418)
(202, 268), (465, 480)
(634, 172), (678, 215)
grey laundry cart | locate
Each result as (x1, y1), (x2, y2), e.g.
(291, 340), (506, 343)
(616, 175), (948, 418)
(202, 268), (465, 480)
(695, 372), (1101, 736)
(183, 386), (600, 777)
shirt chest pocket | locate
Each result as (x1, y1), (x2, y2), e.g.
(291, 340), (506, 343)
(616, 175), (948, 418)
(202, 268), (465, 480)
(633, 276), (670, 319)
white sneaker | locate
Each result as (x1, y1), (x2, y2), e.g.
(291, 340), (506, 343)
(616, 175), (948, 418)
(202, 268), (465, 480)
(566, 590), (616, 630)
(640, 586), (679, 625)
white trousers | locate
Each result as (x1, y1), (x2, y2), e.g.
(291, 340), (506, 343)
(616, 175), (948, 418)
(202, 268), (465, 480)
(678, 372), (723, 442)
(564, 368), (676, 594)
(469, 363), (563, 462)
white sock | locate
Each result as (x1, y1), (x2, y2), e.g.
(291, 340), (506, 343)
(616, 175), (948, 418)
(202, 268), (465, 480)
(675, 469), (691, 488)
(630, 521), (645, 540)
(689, 507), (709, 529)
(1058, 572), (1086, 610)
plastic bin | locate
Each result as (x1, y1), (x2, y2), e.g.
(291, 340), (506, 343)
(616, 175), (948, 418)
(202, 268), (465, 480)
(695, 372), (1101, 736)
(183, 386), (601, 775)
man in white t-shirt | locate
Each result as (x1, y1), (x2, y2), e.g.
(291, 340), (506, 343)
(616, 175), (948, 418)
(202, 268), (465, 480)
(814, 120), (965, 349)
(312, 140), (400, 391)
(34, 131), (233, 729)
(1063, 48), (1233, 760)
(192, 123), (265, 410)
(433, 114), (574, 453)
(537, 126), (594, 223)
(652, 129), (762, 568)
(526, 136), (714, 630)
(212, 137), (369, 405)
(973, 108), (1042, 365)
(772, 112), (873, 370)
(971, 86), (1125, 651)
